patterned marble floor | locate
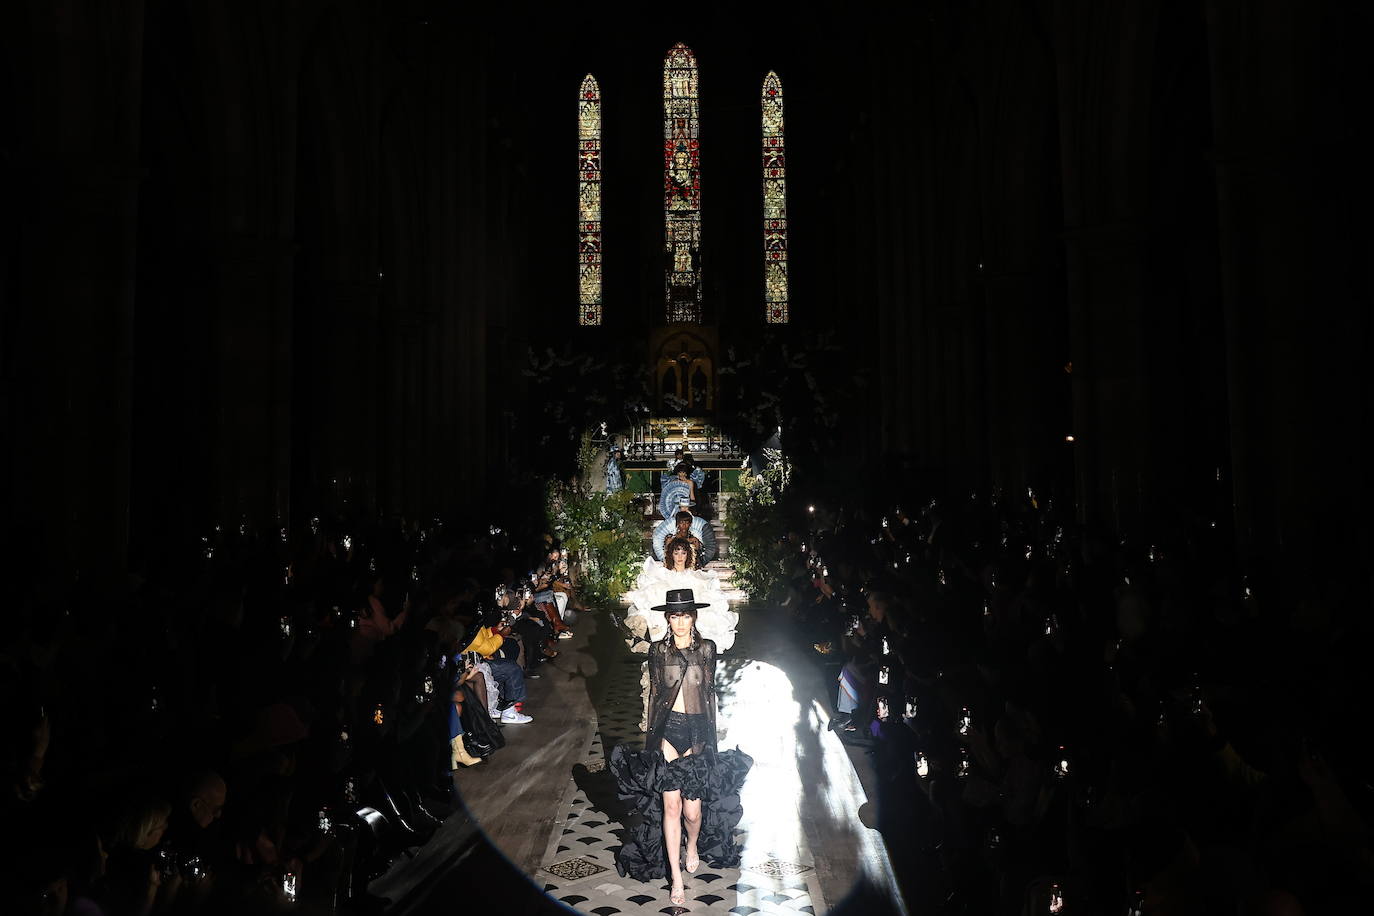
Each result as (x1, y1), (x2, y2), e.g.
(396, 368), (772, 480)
(533, 626), (831, 915)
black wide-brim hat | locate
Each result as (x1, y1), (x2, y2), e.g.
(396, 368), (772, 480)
(651, 588), (710, 613)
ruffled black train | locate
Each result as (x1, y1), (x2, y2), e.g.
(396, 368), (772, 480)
(608, 744), (754, 882)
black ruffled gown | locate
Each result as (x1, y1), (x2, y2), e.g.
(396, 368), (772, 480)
(609, 632), (753, 881)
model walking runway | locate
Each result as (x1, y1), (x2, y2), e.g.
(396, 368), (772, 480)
(533, 603), (902, 915)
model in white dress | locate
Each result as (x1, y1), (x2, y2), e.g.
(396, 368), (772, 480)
(623, 552), (736, 654)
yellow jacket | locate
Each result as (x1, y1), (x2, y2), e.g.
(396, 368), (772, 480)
(462, 626), (503, 659)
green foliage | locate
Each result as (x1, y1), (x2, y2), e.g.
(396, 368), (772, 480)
(716, 327), (865, 462)
(544, 431), (647, 608)
(725, 468), (790, 603)
(521, 344), (653, 478)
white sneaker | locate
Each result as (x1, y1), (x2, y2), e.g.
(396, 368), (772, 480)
(557, 629), (575, 639)
(500, 707), (533, 724)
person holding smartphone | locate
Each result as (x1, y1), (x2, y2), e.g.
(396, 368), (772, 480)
(457, 618), (532, 724)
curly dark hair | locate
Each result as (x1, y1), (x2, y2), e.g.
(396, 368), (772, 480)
(664, 536), (696, 570)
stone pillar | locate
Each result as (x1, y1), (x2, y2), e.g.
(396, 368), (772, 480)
(1061, 224), (1151, 531)
(2, 1), (145, 587)
(1205, 0), (1371, 580)
(210, 237), (296, 529)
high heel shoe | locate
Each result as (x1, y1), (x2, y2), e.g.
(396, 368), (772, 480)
(685, 852), (700, 874)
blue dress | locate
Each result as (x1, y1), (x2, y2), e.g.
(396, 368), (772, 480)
(659, 477), (693, 519)
(605, 455), (624, 493)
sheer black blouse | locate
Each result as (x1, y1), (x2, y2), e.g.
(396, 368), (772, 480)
(645, 630), (718, 757)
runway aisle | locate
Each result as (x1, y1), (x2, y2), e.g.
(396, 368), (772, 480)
(533, 604), (905, 916)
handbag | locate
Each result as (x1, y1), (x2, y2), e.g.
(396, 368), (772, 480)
(457, 682), (505, 757)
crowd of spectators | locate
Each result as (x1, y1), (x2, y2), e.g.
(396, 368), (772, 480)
(2, 515), (583, 915)
(783, 490), (1372, 914)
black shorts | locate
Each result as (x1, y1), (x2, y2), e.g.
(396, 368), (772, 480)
(662, 710), (709, 756)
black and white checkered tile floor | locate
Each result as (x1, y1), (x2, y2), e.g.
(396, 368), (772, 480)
(535, 644), (825, 915)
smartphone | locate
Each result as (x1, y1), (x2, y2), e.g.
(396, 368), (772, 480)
(959, 707), (972, 736)
(956, 747), (970, 779)
(317, 807), (332, 833)
(881, 636), (890, 656)
(344, 777), (357, 804)
(1048, 884), (1064, 913)
(372, 703), (384, 726)
(878, 665), (890, 686)
(914, 751), (929, 778)
(904, 697), (918, 719)
(282, 872), (297, 903)
(423, 675), (434, 696)
(279, 616), (292, 638)
(876, 697), (889, 722)
(1053, 747), (1070, 778)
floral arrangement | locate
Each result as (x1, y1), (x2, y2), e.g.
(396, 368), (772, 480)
(545, 431), (647, 607)
(724, 458), (791, 603)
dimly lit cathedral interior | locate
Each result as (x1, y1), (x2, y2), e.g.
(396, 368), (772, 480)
(3, 4), (1372, 915)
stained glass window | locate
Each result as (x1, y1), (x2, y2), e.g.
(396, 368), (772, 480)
(664, 43), (702, 324)
(578, 74), (603, 326)
(762, 71), (788, 324)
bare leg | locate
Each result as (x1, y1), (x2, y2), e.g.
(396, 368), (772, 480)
(661, 740), (686, 903)
(683, 796), (702, 871)
(663, 788), (685, 903)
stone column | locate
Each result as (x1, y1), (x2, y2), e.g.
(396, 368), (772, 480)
(2, 1), (145, 586)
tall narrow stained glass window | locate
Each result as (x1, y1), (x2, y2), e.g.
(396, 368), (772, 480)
(578, 74), (603, 326)
(762, 71), (788, 323)
(664, 43), (702, 324)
